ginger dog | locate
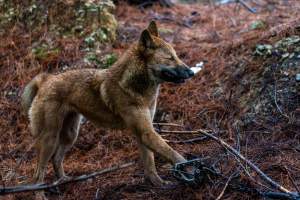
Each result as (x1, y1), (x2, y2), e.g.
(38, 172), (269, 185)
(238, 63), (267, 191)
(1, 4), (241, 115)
(21, 21), (194, 188)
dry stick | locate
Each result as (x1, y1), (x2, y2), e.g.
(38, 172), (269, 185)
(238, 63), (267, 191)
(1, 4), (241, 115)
(284, 165), (300, 193)
(157, 129), (217, 134)
(156, 130), (199, 134)
(215, 172), (236, 200)
(95, 188), (101, 200)
(237, 0), (257, 13)
(159, 130), (209, 143)
(168, 135), (209, 144)
(273, 82), (289, 119)
(153, 122), (183, 127)
(0, 162), (135, 195)
(230, 151), (272, 191)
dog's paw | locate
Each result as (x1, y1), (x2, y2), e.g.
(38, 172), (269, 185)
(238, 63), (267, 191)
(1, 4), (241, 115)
(145, 174), (164, 186)
(145, 174), (177, 188)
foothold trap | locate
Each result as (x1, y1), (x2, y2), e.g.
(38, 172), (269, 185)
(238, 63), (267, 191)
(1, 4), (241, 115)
(172, 158), (219, 186)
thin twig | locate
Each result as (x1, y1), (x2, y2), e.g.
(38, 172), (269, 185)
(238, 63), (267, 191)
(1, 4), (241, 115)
(231, 152), (272, 191)
(0, 162), (135, 195)
(237, 0), (257, 13)
(215, 172), (236, 200)
(95, 188), (101, 200)
(157, 129), (215, 134)
(274, 82), (289, 119)
(284, 165), (300, 193)
(168, 136), (209, 144)
(153, 122), (184, 127)
(157, 129), (199, 134)
(233, 122), (241, 153)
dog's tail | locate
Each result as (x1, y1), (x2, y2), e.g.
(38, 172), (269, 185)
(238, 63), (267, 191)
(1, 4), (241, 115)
(21, 73), (48, 116)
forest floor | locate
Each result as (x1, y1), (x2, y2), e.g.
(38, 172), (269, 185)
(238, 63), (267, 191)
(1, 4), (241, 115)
(1, 1), (300, 200)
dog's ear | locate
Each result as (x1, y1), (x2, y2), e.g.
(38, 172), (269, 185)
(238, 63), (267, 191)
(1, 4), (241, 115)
(147, 21), (159, 37)
(139, 29), (156, 49)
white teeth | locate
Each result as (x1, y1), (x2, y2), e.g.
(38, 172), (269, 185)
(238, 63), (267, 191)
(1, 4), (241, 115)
(190, 62), (204, 74)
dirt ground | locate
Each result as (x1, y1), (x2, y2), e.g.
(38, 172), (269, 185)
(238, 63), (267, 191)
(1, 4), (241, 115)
(1, 1), (300, 199)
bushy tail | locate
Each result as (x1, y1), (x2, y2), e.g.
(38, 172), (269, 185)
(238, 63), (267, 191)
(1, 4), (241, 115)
(21, 73), (48, 116)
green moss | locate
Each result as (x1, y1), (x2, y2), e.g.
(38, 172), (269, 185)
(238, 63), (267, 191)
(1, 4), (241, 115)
(250, 20), (266, 30)
(31, 44), (60, 60)
(84, 53), (117, 68)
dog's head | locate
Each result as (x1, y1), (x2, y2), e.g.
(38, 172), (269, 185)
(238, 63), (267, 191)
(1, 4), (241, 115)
(138, 21), (194, 84)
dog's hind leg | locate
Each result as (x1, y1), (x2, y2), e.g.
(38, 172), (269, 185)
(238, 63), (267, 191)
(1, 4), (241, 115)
(52, 112), (81, 180)
(31, 102), (65, 184)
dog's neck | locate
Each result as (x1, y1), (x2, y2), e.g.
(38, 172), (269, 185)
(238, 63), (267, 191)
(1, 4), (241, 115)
(118, 65), (160, 102)
(109, 45), (160, 104)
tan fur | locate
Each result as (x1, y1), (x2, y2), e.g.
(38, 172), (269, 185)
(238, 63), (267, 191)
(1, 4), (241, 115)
(22, 22), (191, 191)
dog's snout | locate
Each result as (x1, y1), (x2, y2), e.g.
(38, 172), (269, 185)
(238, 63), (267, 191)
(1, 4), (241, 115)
(186, 68), (194, 77)
(176, 66), (194, 79)
(159, 65), (194, 83)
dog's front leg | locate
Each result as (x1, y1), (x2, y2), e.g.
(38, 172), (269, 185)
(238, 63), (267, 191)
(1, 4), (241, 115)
(121, 107), (186, 165)
(137, 138), (167, 186)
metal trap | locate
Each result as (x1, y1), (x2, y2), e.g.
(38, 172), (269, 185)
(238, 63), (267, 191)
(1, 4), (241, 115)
(172, 158), (219, 186)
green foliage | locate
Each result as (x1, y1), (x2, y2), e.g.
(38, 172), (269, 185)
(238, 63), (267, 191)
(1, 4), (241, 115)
(1, 0), (118, 69)
(84, 28), (109, 47)
(84, 52), (100, 65)
(31, 43), (60, 60)
(101, 53), (118, 68)
(254, 35), (300, 62)
(73, 0), (117, 41)
(84, 53), (117, 68)
(0, 0), (117, 42)
(250, 20), (266, 30)
(254, 44), (272, 56)
(274, 35), (300, 52)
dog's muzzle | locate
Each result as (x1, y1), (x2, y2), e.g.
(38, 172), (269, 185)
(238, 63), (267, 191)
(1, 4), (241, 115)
(160, 66), (194, 83)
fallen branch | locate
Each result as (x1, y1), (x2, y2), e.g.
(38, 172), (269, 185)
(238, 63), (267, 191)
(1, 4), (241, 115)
(0, 162), (135, 195)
